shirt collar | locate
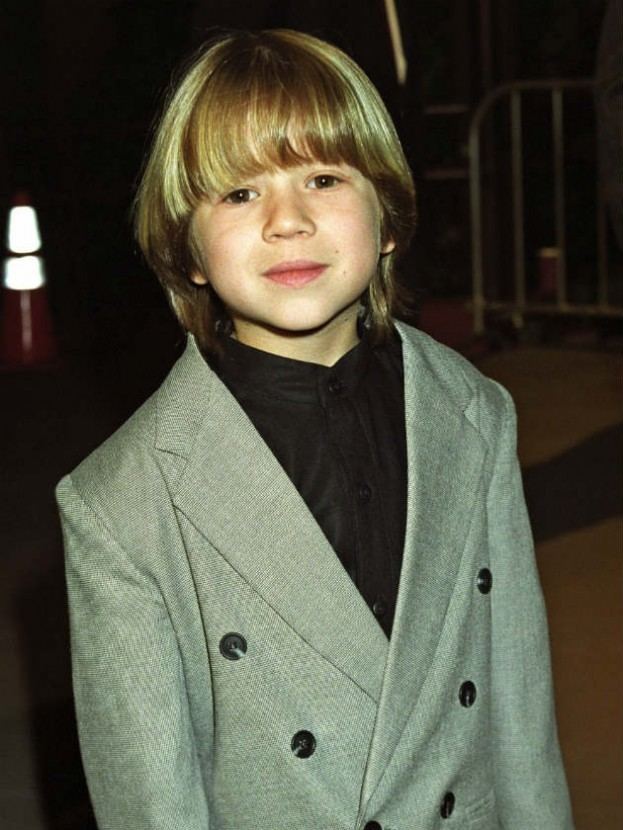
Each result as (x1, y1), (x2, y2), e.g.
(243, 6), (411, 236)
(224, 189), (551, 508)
(216, 328), (374, 404)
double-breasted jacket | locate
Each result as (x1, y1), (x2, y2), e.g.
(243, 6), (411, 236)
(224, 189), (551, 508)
(56, 322), (574, 830)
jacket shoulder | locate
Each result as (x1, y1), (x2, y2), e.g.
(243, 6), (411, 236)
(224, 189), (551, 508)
(395, 321), (512, 430)
(56, 387), (161, 517)
(56, 334), (216, 527)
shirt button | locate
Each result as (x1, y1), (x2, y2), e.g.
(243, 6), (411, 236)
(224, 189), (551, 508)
(327, 376), (345, 394)
(364, 822), (382, 830)
(358, 482), (372, 502)
(372, 598), (387, 618)
(440, 791), (456, 818)
(477, 567), (492, 594)
(219, 632), (247, 660)
(290, 730), (316, 758)
(459, 680), (477, 707)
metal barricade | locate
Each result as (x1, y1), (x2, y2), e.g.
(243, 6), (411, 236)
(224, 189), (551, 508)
(469, 79), (623, 335)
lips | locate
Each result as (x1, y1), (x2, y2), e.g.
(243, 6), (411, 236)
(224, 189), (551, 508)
(262, 260), (327, 286)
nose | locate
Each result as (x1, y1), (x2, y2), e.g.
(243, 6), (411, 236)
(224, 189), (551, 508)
(262, 186), (315, 242)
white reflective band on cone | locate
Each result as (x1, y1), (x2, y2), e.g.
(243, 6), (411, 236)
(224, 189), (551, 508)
(7, 206), (42, 254)
(3, 256), (46, 290)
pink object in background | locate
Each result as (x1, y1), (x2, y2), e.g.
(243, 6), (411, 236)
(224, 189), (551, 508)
(536, 247), (560, 301)
(0, 285), (57, 367)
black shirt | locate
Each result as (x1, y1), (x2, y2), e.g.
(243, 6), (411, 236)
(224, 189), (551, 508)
(216, 328), (407, 639)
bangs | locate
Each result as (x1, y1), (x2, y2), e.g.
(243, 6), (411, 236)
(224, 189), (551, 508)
(181, 32), (386, 199)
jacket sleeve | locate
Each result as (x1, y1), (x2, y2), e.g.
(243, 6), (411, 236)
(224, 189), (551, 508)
(56, 474), (210, 830)
(487, 386), (575, 828)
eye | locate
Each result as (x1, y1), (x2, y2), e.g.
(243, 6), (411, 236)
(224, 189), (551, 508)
(223, 188), (258, 204)
(308, 174), (341, 190)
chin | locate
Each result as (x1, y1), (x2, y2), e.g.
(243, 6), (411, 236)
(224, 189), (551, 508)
(271, 302), (359, 334)
(278, 316), (347, 337)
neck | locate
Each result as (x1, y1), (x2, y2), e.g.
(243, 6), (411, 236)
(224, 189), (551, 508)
(232, 312), (361, 367)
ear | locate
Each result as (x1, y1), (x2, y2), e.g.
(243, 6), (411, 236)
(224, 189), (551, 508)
(190, 270), (209, 286)
(381, 236), (396, 256)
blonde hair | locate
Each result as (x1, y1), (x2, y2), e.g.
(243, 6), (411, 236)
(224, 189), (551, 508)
(134, 28), (416, 354)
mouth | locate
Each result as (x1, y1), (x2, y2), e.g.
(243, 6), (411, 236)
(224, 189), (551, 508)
(262, 260), (327, 287)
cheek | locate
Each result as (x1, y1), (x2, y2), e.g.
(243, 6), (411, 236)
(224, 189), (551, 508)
(356, 209), (384, 262)
(337, 202), (382, 248)
(358, 197), (384, 246)
(194, 226), (241, 279)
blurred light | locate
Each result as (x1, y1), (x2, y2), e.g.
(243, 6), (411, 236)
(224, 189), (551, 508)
(7, 206), (42, 254)
(3, 256), (46, 290)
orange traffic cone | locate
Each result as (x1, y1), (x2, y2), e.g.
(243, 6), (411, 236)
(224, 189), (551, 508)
(1, 191), (58, 368)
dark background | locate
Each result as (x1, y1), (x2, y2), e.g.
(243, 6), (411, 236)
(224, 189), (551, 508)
(0, 0), (609, 407)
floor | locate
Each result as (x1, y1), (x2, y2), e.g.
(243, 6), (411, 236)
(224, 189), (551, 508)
(478, 345), (622, 830)
(1, 322), (621, 829)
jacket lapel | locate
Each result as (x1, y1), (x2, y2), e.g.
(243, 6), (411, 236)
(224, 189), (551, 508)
(359, 324), (488, 808)
(155, 335), (389, 704)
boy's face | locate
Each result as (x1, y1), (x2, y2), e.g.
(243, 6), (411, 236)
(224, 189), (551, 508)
(190, 161), (394, 363)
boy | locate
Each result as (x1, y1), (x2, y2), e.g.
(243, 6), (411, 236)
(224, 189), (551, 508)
(56, 29), (574, 830)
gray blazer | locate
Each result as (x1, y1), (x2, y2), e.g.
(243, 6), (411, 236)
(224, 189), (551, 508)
(55, 322), (574, 830)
